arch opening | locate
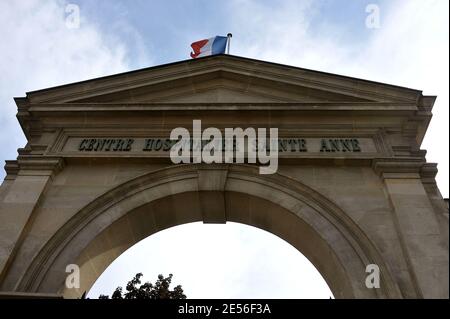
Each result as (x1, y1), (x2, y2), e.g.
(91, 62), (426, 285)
(66, 191), (349, 298)
(87, 221), (334, 299)
(19, 165), (399, 299)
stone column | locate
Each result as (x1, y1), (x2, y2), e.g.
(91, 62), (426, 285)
(0, 157), (64, 286)
(374, 159), (449, 298)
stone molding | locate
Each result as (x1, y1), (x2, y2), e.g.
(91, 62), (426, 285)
(18, 164), (401, 298)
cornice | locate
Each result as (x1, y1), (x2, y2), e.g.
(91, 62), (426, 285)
(24, 102), (420, 113)
(4, 160), (20, 180)
(19, 55), (422, 104)
(372, 158), (427, 179)
(14, 156), (65, 178)
(420, 163), (439, 185)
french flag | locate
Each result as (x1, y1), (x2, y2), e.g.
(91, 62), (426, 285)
(190, 36), (228, 58)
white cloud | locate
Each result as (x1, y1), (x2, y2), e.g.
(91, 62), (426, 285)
(0, 0), (145, 173)
(360, 0), (449, 198)
(230, 0), (449, 197)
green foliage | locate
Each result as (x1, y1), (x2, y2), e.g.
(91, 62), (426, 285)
(98, 273), (186, 299)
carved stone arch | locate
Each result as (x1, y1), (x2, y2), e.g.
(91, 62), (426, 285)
(18, 164), (402, 299)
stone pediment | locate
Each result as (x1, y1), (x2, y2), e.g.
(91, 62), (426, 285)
(19, 54), (425, 105)
(152, 86), (289, 103)
(15, 54), (435, 144)
(84, 74), (369, 104)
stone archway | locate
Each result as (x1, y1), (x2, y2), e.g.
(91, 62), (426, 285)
(18, 164), (401, 299)
(1, 55), (448, 299)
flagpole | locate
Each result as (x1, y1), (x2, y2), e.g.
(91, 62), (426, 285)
(226, 33), (232, 54)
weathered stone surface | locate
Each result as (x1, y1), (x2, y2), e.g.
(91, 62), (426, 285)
(0, 55), (447, 298)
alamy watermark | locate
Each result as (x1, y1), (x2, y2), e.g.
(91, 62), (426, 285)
(169, 120), (279, 174)
(365, 4), (381, 29)
(65, 4), (80, 29)
(365, 264), (380, 289)
(65, 264), (80, 289)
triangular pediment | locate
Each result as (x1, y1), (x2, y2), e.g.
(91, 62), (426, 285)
(20, 55), (423, 105)
(154, 87), (287, 103)
(76, 73), (370, 104)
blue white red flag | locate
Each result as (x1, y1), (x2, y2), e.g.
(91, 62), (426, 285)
(190, 36), (228, 58)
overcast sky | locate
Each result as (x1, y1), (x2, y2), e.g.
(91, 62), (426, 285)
(0, 0), (448, 298)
